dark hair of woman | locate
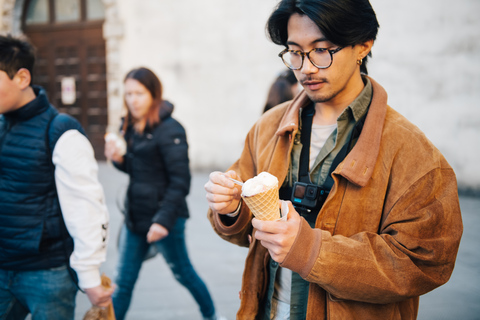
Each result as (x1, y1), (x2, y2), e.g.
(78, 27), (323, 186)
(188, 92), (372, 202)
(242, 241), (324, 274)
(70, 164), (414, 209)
(279, 69), (297, 86)
(122, 67), (162, 134)
(266, 0), (379, 74)
(263, 77), (294, 113)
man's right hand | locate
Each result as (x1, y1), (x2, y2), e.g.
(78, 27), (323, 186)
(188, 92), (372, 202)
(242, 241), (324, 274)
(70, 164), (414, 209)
(204, 170), (242, 214)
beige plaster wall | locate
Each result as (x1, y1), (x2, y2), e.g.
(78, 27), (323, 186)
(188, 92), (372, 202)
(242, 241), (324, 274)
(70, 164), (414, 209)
(0, 0), (4, 29)
(369, 0), (480, 191)
(2, 0), (479, 190)
(113, 0), (480, 191)
(114, 0), (282, 171)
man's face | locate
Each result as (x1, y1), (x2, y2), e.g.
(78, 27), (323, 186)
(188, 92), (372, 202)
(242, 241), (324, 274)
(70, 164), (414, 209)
(0, 70), (23, 114)
(286, 13), (363, 106)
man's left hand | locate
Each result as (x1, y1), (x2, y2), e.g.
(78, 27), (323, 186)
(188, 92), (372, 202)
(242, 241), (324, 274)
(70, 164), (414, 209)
(84, 284), (114, 307)
(251, 201), (301, 263)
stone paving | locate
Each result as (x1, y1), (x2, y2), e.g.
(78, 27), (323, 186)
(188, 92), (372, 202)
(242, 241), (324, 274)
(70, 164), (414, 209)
(72, 162), (480, 320)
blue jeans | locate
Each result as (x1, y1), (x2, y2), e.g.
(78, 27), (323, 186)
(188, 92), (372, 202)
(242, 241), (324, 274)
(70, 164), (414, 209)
(0, 265), (77, 320)
(112, 218), (215, 320)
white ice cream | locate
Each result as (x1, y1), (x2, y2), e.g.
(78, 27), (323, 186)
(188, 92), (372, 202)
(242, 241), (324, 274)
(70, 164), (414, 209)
(105, 132), (127, 156)
(242, 172), (278, 197)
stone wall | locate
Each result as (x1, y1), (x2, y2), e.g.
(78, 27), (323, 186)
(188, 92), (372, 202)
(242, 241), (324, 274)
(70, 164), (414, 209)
(114, 0), (282, 171)
(369, 0), (480, 193)
(0, 0), (12, 33)
(114, 0), (480, 192)
(2, 0), (479, 192)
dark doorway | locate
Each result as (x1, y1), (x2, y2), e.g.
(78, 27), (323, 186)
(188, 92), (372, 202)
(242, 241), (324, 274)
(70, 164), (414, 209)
(22, 0), (107, 159)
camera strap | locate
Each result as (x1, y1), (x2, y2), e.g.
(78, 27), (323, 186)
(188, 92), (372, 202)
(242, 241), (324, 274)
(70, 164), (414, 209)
(298, 103), (315, 184)
(298, 103), (368, 189)
(281, 103), (368, 221)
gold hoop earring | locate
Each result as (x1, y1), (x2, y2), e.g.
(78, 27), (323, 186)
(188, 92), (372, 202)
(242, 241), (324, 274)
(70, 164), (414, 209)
(357, 59), (363, 66)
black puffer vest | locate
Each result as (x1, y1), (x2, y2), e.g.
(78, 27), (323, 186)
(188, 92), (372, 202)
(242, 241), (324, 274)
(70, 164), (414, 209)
(0, 86), (85, 270)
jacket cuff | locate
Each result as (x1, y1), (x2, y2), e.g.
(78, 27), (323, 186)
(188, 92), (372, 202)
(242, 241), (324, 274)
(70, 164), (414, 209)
(152, 212), (175, 232)
(280, 218), (323, 278)
(212, 203), (251, 236)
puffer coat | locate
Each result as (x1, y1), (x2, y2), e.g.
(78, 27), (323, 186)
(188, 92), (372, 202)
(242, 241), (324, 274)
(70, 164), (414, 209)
(115, 101), (190, 234)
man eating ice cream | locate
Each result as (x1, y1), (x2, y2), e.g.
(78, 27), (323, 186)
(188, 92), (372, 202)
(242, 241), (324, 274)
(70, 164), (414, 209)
(204, 0), (463, 319)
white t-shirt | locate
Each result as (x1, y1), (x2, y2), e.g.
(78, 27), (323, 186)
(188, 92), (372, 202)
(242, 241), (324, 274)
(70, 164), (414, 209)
(273, 123), (337, 306)
(310, 123), (337, 170)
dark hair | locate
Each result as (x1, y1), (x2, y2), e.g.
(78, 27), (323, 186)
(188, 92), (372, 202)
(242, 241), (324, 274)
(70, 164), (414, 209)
(263, 77), (294, 113)
(122, 67), (163, 134)
(278, 69), (297, 86)
(0, 34), (36, 83)
(266, 0), (379, 74)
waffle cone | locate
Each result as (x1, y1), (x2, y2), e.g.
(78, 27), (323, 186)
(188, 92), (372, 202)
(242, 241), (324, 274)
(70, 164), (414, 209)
(242, 186), (280, 221)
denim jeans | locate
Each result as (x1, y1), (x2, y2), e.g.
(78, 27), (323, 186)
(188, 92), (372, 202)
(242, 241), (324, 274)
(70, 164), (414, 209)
(0, 265), (77, 320)
(112, 218), (215, 320)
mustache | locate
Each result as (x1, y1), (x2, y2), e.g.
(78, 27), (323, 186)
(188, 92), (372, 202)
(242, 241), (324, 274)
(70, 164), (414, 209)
(300, 77), (328, 85)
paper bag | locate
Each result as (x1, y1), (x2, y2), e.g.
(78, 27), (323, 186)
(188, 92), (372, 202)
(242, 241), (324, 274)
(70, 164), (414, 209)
(83, 274), (116, 320)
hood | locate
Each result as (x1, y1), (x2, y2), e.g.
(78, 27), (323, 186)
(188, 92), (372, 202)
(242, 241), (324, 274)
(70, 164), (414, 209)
(160, 100), (174, 121)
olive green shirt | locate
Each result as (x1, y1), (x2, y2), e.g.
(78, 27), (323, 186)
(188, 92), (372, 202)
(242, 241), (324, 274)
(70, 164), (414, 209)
(270, 77), (373, 320)
(284, 77), (373, 189)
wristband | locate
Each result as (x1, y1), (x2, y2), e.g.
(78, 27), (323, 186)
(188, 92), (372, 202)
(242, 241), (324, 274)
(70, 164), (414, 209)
(226, 201), (242, 217)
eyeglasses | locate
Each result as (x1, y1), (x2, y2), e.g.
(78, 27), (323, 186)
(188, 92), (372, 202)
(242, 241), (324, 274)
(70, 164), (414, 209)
(278, 47), (343, 70)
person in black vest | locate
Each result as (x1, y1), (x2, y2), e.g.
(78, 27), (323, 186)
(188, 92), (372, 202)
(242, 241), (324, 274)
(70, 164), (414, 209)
(104, 67), (224, 320)
(0, 35), (113, 320)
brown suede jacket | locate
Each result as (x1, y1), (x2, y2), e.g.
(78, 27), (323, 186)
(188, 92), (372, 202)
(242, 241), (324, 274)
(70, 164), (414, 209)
(208, 77), (463, 320)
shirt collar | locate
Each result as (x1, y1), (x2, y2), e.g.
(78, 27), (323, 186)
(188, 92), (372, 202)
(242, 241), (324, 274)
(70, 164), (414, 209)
(337, 76), (372, 123)
(277, 76), (373, 136)
(3, 86), (50, 121)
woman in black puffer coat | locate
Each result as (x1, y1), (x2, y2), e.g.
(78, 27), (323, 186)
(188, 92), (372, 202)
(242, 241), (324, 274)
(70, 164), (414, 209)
(105, 67), (220, 320)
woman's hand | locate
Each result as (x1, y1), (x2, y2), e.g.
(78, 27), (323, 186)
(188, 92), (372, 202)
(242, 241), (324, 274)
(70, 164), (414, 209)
(104, 139), (124, 163)
(147, 223), (169, 243)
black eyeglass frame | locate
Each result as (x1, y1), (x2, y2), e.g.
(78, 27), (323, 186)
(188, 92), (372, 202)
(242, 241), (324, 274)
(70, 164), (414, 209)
(278, 47), (344, 70)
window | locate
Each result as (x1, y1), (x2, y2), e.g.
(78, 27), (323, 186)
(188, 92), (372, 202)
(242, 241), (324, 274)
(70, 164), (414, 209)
(24, 0), (105, 26)
(87, 0), (105, 21)
(25, 0), (48, 25)
(55, 0), (80, 23)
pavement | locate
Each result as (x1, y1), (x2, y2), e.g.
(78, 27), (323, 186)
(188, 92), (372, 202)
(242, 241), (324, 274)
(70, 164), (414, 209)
(72, 162), (480, 320)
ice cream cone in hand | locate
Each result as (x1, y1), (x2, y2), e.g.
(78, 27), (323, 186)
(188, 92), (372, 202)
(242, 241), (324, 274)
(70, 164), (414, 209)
(241, 172), (280, 221)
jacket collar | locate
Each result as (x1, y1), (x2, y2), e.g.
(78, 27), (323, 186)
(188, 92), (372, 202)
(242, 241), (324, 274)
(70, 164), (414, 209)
(3, 86), (50, 122)
(159, 100), (174, 121)
(276, 76), (388, 187)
